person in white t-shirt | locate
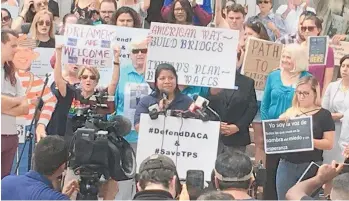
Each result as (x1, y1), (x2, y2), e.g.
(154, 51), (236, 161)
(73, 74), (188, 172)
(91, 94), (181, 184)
(1, 29), (29, 179)
(276, 0), (315, 35)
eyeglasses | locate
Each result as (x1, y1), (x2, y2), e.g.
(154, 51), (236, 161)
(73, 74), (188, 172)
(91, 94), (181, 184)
(132, 49), (148, 54)
(37, 20), (51, 26)
(296, 91), (310, 97)
(2, 16), (10, 22)
(301, 26), (316, 32)
(174, 8), (185, 12)
(81, 75), (97, 80)
(36, 1), (48, 7)
(258, 1), (270, 4)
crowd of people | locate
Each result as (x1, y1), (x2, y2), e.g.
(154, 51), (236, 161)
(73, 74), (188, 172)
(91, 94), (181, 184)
(1, 0), (349, 200)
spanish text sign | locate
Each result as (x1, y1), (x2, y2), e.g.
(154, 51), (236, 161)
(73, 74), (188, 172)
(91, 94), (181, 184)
(136, 114), (220, 181)
(308, 36), (329, 65)
(330, 41), (349, 66)
(262, 116), (314, 154)
(145, 22), (239, 89)
(241, 38), (283, 91)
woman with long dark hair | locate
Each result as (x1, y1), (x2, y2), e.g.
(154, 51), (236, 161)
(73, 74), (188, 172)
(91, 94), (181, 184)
(1, 29), (29, 179)
(134, 63), (193, 132)
(110, 6), (141, 28)
(163, 0), (211, 26)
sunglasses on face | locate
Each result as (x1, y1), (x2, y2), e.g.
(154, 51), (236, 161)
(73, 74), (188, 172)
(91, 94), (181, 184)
(37, 20), (51, 26)
(36, 1), (48, 7)
(301, 26), (316, 32)
(258, 1), (270, 4)
(81, 75), (97, 80)
(132, 49), (148, 54)
(2, 16), (10, 22)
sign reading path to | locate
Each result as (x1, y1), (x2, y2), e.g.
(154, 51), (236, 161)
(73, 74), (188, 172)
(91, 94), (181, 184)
(145, 22), (239, 89)
(330, 41), (349, 66)
(308, 36), (329, 65)
(137, 114), (220, 181)
(241, 38), (283, 100)
(262, 116), (314, 154)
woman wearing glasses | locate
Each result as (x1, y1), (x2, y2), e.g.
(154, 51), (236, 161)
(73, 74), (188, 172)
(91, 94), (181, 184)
(28, 10), (55, 48)
(300, 15), (335, 94)
(49, 45), (120, 137)
(276, 76), (334, 200)
(1, 8), (12, 29)
(247, 0), (286, 41)
(163, 0), (211, 26)
(261, 43), (311, 200)
(322, 55), (349, 164)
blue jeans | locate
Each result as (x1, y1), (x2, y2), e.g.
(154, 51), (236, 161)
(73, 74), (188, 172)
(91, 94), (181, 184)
(276, 159), (322, 200)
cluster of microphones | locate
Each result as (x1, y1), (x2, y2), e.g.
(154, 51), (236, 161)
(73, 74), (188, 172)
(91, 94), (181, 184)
(148, 91), (220, 122)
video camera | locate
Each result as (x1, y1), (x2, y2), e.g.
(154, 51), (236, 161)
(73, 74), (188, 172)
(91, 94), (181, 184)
(68, 90), (136, 200)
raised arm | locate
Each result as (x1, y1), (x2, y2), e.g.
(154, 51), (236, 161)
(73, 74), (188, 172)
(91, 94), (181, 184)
(11, 0), (33, 32)
(107, 46), (121, 96)
(54, 45), (68, 97)
(214, 0), (229, 29)
(141, 0), (151, 12)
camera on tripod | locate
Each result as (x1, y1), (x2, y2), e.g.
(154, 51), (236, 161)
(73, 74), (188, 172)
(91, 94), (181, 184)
(68, 90), (136, 200)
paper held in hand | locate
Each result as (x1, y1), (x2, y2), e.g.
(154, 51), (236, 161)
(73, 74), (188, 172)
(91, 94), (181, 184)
(145, 22), (239, 89)
(136, 114), (220, 181)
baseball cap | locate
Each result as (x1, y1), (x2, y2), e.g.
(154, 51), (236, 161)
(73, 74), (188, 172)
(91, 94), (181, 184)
(139, 154), (177, 173)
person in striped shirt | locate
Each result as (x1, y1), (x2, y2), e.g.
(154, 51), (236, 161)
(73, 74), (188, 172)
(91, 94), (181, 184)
(13, 37), (57, 142)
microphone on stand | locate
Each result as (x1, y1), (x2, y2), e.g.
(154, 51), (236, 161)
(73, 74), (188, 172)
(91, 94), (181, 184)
(192, 95), (221, 122)
(188, 102), (209, 122)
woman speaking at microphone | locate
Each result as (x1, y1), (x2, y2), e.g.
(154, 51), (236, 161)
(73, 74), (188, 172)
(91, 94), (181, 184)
(134, 63), (193, 133)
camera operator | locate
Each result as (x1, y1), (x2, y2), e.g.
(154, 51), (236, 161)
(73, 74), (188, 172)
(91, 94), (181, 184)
(134, 154), (181, 200)
(48, 45), (120, 138)
(213, 151), (256, 200)
(1, 136), (78, 200)
(286, 161), (349, 200)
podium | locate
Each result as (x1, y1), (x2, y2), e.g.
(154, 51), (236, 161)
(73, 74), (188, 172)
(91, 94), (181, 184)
(136, 114), (220, 181)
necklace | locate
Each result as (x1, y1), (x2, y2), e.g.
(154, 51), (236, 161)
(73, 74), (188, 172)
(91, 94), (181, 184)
(299, 107), (321, 116)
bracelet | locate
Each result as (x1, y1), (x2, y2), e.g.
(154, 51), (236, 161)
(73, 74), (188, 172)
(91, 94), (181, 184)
(114, 61), (120, 65)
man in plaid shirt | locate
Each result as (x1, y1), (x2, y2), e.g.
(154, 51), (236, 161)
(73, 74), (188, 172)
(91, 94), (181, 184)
(276, 10), (316, 44)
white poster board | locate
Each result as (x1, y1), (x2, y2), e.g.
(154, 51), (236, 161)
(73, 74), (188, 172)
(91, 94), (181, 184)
(63, 24), (149, 87)
(30, 48), (55, 79)
(136, 114), (220, 181)
(145, 22), (239, 89)
(16, 118), (29, 144)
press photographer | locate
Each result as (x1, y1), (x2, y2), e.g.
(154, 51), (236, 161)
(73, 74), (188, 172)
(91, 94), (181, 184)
(1, 135), (117, 200)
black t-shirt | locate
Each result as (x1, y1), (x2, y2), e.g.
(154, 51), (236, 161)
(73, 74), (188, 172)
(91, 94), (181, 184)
(38, 38), (55, 48)
(48, 0), (59, 18)
(281, 108), (335, 164)
(46, 82), (80, 136)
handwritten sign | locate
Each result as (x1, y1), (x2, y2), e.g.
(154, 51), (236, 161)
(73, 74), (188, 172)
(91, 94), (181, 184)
(145, 22), (239, 89)
(30, 48), (55, 79)
(330, 41), (349, 66)
(241, 38), (283, 99)
(308, 36), (329, 65)
(262, 116), (314, 154)
(137, 114), (220, 181)
(63, 24), (113, 68)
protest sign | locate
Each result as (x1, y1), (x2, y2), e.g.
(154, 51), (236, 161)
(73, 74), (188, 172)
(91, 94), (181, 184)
(241, 38), (283, 100)
(308, 36), (329, 65)
(330, 41), (349, 66)
(1, 4), (19, 18)
(136, 114), (220, 181)
(30, 48), (55, 78)
(16, 118), (29, 144)
(63, 24), (149, 86)
(262, 116), (314, 154)
(145, 22), (239, 89)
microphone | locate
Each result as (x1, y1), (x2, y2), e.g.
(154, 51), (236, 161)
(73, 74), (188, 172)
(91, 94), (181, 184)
(148, 104), (161, 120)
(96, 115), (132, 137)
(188, 102), (209, 122)
(193, 95), (221, 122)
